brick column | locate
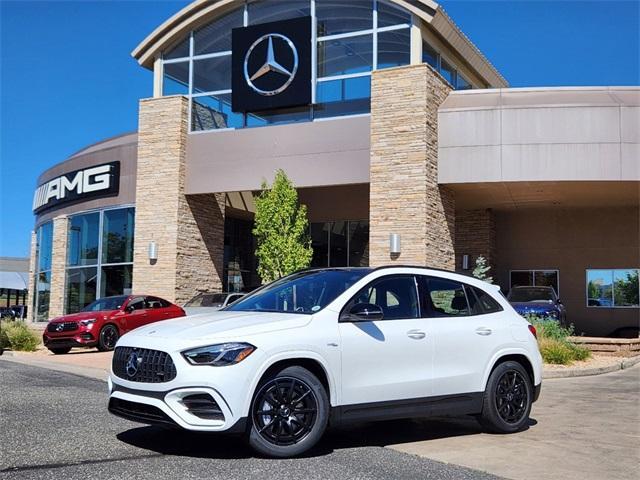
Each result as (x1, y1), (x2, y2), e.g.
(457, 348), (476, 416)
(369, 63), (455, 269)
(48, 216), (69, 318)
(455, 209), (496, 273)
(26, 230), (37, 322)
(132, 96), (225, 304)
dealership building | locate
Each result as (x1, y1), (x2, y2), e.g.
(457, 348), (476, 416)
(27, 0), (639, 336)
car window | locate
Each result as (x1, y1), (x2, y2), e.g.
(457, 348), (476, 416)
(228, 294), (243, 304)
(425, 278), (469, 317)
(472, 286), (503, 314)
(465, 286), (483, 315)
(146, 296), (167, 309)
(350, 275), (419, 320)
(127, 297), (146, 311)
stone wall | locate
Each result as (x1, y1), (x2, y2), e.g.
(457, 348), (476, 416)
(455, 209), (496, 273)
(369, 63), (455, 269)
(48, 216), (69, 318)
(132, 96), (225, 304)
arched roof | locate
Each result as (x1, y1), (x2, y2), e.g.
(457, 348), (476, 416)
(132, 0), (507, 87)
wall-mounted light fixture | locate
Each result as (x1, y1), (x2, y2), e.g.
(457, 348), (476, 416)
(390, 233), (401, 255)
(148, 241), (158, 262)
(462, 254), (470, 270)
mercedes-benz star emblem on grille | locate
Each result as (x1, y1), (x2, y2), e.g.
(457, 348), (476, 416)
(125, 352), (141, 378)
(244, 33), (298, 96)
(55, 323), (64, 332)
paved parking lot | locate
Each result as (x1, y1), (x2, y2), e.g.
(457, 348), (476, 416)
(0, 360), (497, 480)
(1, 357), (638, 480)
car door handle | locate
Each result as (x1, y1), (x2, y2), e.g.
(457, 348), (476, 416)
(407, 329), (426, 340)
(475, 327), (492, 336)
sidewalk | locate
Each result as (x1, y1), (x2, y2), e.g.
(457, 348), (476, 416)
(1, 348), (111, 381)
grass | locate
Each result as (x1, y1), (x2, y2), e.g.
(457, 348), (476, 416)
(0, 320), (40, 352)
(526, 315), (592, 365)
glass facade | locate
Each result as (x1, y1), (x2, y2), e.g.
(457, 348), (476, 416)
(421, 40), (474, 90)
(65, 207), (135, 313)
(587, 269), (639, 308)
(510, 269), (559, 296)
(33, 222), (53, 321)
(161, 0), (416, 132)
(310, 220), (369, 268)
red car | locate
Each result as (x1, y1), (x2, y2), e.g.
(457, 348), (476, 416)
(43, 295), (186, 354)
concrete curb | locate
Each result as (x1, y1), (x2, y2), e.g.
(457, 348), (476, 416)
(543, 355), (640, 379)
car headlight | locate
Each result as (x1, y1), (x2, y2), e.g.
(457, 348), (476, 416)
(79, 319), (96, 327)
(182, 342), (256, 366)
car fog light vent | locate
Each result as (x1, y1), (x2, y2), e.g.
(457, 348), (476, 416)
(181, 394), (224, 421)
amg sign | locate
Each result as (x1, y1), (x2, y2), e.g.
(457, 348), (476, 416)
(32, 162), (120, 214)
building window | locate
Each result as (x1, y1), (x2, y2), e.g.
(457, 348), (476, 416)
(587, 269), (639, 308)
(65, 207), (134, 313)
(421, 39), (476, 90)
(160, 0), (412, 132)
(510, 269), (559, 296)
(310, 220), (369, 268)
(33, 222), (53, 321)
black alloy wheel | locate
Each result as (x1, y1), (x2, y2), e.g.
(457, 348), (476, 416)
(97, 324), (119, 351)
(248, 366), (329, 457)
(495, 370), (529, 424)
(479, 360), (533, 433)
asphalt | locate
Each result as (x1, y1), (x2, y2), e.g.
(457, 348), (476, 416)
(0, 360), (500, 480)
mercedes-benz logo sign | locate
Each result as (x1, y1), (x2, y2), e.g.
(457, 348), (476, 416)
(125, 352), (141, 378)
(244, 33), (298, 96)
(55, 323), (64, 332)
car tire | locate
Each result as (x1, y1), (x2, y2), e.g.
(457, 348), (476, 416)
(49, 347), (71, 355)
(248, 366), (329, 458)
(479, 360), (533, 434)
(97, 324), (119, 352)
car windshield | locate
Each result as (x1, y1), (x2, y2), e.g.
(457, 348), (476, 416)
(226, 269), (372, 314)
(82, 295), (128, 312)
(184, 293), (228, 307)
(508, 288), (554, 303)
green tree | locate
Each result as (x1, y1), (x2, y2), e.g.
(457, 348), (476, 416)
(472, 255), (493, 283)
(253, 170), (313, 283)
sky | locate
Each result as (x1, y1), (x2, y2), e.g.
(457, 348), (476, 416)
(1, 0), (639, 258)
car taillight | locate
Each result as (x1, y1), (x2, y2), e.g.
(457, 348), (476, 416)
(528, 324), (537, 339)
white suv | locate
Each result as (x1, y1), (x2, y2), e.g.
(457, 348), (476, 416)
(108, 267), (542, 458)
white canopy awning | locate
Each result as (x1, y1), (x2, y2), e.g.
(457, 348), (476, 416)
(0, 271), (29, 290)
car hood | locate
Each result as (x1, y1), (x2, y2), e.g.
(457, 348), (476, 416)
(510, 302), (557, 312)
(124, 310), (312, 342)
(49, 311), (116, 323)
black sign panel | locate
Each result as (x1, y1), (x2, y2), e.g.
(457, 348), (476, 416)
(232, 16), (312, 112)
(33, 161), (120, 214)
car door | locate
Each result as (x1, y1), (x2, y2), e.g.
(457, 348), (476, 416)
(338, 274), (434, 406)
(420, 276), (509, 397)
(123, 296), (150, 331)
(143, 296), (169, 324)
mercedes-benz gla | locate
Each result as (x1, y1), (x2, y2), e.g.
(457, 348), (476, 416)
(108, 267), (542, 457)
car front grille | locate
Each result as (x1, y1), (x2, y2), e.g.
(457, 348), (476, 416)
(112, 347), (177, 383)
(47, 321), (78, 333)
(108, 397), (176, 426)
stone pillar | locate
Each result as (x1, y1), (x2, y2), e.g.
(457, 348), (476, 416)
(26, 230), (37, 323)
(369, 63), (455, 269)
(48, 216), (69, 318)
(455, 209), (496, 273)
(132, 96), (225, 304)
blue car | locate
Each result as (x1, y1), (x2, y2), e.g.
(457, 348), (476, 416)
(507, 286), (567, 325)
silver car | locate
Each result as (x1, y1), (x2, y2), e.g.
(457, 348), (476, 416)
(183, 292), (245, 315)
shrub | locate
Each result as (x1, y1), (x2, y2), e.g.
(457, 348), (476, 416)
(0, 320), (40, 352)
(526, 315), (591, 365)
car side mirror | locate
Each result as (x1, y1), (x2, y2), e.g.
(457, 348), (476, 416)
(342, 303), (384, 322)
